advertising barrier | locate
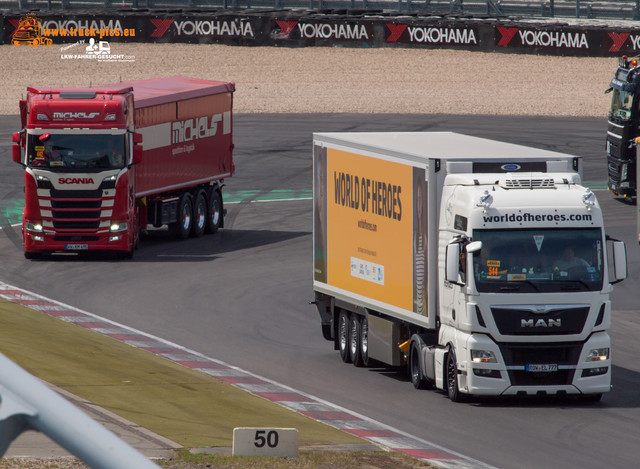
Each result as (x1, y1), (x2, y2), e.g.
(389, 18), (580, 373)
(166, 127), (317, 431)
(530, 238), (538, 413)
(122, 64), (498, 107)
(3, 9), (640, 56)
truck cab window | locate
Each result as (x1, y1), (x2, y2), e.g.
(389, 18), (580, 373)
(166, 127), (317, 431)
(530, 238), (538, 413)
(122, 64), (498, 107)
(458, 248), (466, 284)
(610, 89), (634, 120)
(472, 228), (603, 293)
(27, 133), (126, 170)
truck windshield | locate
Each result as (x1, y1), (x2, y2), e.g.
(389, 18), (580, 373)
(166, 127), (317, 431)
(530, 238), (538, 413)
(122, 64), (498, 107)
(472, 228), (604, 293)
(27, 133), (126, 170)
(610, 88), (634, 120)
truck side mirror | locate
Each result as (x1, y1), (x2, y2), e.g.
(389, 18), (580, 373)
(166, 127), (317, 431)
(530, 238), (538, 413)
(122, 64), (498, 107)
(466, 241), (483, 253)
(446, 243), (462, 285)
(133, 132), (143, 144)
(12, 132), (23, 165)
(611, 241), (627, 283)
(132, 146), (142, 165)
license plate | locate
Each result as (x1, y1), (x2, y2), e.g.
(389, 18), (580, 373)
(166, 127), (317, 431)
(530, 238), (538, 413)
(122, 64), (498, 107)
(65, 244), (88, 250)
(526, 364), (558, 373)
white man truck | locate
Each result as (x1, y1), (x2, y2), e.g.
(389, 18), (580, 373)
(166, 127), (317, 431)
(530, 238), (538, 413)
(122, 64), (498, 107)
(312, 132), (627, 402)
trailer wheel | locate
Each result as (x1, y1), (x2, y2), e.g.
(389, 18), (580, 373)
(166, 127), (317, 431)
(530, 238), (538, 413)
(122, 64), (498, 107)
(359, 315), (369, 367)
(170, 193), (193, 240)
(350, 315), (364, 367)
(205, 188), (222, 234)
(446, 347), (463, 402)
(192, 191), (207, 238)
(338, 310), (351, 363)
(410, 341), (430, 390)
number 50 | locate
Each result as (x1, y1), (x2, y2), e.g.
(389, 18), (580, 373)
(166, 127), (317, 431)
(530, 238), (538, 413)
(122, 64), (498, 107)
(254, 430), (279, 448)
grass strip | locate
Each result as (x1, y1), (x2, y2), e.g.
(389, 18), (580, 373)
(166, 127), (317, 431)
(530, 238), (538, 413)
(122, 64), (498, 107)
(0, 298), (363, 449)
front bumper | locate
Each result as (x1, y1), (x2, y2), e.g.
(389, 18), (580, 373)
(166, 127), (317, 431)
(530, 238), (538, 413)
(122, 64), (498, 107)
(23, 229), (131, 254)
(459, 333), (611, 397)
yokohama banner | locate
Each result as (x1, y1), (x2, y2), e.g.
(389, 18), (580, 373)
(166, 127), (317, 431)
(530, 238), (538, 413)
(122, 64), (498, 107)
(3, 9), (640, 56)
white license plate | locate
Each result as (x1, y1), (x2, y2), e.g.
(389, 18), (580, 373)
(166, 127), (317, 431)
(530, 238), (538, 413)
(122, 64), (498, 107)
(526, 364), (558, 373)
(65, 244), (89, 250)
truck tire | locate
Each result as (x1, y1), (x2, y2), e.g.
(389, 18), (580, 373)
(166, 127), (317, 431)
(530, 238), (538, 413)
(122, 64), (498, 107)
(170, 193), (193, 240)
(338, 310), (351, 363)
(446, 347), (464, 402)
(121, 248), (134, 260)
(410, 341), (430, 390)
(205, 188), (222, 234)
(359, 315), (370, 367)
(192, 191), (207, 238)
(349, 315), (364, 367)
(580, 393), (603, 403)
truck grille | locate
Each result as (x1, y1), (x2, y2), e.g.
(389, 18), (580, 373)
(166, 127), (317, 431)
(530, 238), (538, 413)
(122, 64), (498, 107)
(40, 187), (112, 234)
(508, 369), (573, 386)
(608, 160), (620, 185)
(498, 342), (582, 386)
(491, 305), (590, 336)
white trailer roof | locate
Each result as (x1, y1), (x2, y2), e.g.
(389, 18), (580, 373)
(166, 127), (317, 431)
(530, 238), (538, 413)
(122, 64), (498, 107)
(313, 132), (577, 163)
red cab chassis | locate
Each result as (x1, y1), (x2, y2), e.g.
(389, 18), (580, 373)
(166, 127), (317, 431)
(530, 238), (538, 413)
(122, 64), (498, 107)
(12, 76), (235, 258)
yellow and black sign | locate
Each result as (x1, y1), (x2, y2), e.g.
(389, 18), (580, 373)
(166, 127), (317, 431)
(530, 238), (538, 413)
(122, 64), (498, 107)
(326, 148), (413, 311)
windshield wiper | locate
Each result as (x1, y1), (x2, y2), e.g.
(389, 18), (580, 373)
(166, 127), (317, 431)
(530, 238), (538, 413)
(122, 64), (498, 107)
(560, 280), (591, 291)
(510, 279), (541, 292)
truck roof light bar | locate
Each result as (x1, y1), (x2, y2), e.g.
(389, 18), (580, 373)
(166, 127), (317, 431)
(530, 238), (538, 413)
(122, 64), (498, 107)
(26, 87), (133, 96)
(59, 91), (97, 99)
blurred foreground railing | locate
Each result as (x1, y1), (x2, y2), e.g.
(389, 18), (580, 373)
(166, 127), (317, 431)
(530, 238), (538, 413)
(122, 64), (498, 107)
(0, 353), (159, 469)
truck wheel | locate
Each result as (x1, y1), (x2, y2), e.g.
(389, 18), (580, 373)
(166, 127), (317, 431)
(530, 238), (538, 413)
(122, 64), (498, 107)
(580, 393), (603, 403)
(446, 348), (463, 402)
(359, 315), (370, 366)
(338, 310), (351, 363)
(192, 191), (207, 238)
(205, 189), (222, 234)
(170, 193), (193, 240)
(122, 236), (136, 260)
(350, 315), (364, 367)
(410, 341), (430, 390)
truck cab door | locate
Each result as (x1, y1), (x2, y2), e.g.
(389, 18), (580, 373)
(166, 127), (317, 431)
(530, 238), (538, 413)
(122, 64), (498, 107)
(443, 238), (468, 328)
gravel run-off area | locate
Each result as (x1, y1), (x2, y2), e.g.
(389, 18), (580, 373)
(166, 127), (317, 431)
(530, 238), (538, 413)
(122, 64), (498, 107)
(0, 43), (618, 116)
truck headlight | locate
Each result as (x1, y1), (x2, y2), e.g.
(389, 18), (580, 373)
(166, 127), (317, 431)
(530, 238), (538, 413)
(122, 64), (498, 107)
(25, 222), (44, 233)
(586, 348), (609, 362)
(36, 175), (51, 189)
(110, 222), (128, 233)
(102, 175), (117, 189)
(621, 163), (628, 180)
(471, 350), (497, 363)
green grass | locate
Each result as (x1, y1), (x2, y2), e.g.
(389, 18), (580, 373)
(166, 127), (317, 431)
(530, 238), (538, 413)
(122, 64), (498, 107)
(0, 298), (363, 449)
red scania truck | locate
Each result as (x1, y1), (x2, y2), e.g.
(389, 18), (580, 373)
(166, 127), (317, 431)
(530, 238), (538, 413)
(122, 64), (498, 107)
(12, 76), (235, 259)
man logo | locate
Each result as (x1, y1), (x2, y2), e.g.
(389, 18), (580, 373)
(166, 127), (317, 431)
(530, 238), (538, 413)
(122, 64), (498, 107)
(521, 318), (561, 328)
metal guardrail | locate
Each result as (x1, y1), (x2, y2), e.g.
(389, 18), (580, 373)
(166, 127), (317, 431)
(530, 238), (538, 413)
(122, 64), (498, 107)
(0, 352), (160, 469)
(1, 0), (640, 20)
